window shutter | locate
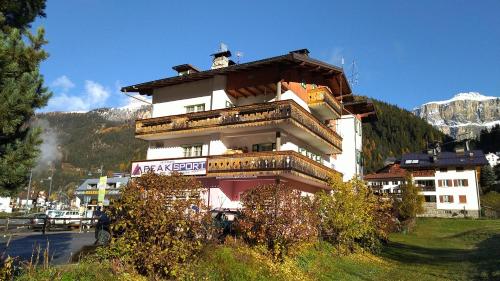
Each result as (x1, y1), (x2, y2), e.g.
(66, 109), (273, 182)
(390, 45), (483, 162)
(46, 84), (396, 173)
(459, 195), (467, 203)
(447, 179), (452, 187)
(464, 179), (468, 187)
(439, 195), (444, 203)
(438, 180), (443, 187)
(453, 180), (458, 187)
(449, 196), (454, 203)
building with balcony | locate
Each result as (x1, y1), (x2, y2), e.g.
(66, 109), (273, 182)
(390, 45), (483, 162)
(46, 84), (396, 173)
(123, 48), (375, 210)
(400, 148), (487, 218)
(364, 161), (407, 194)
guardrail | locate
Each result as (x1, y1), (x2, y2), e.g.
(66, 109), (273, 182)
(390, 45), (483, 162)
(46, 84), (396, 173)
(0, 217), (99, 234)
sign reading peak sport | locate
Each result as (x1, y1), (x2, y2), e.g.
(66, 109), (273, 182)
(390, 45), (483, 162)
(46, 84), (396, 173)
(131, 158), (207, 177)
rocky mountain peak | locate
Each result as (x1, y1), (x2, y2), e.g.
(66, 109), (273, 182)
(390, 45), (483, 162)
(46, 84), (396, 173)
(413, 92), (500, 140)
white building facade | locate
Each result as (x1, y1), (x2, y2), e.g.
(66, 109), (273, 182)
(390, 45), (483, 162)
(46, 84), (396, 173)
(124, 49), (376, 210)
(401, 150), (487, 218)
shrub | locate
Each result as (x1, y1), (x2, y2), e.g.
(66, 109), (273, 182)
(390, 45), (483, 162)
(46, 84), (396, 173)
(315, 176), (387, 254)
(236, 183), (318, 260)
(105, 173), (214, 279)
(397, 176), (424, 224)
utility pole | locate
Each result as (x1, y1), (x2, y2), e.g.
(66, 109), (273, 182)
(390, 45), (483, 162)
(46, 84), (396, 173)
(48, 168), (54, 200)
(26, 169), (33, 210)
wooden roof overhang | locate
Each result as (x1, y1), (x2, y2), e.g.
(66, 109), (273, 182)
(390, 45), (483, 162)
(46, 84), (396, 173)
(121, 52), (352, 98)
(341, 99), (377, 123)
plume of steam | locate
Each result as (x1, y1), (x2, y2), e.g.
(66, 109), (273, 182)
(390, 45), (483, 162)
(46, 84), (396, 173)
(33, 119), (62, 172)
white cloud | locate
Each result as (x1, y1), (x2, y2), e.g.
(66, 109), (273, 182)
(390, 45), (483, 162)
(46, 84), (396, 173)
(44, 78), (111, 112)
(51, 75), (75, 92)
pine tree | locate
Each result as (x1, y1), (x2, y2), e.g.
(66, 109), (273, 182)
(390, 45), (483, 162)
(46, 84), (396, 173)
(481, 165), (497, 194)
(0, 0), (50, 194)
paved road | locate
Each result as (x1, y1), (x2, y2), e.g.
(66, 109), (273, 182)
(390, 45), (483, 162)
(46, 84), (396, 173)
(0, 231), (95, 264)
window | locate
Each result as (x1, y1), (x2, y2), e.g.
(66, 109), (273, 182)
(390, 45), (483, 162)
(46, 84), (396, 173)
(182, 144), (203, 157)
(456, 167), (464, 172)
(424, 195), (437, 202)
(440, 195), (454, 203)
(185, 104), (205, 113)
(225, 101), (233, 108)
(459, 195), (467, 204)
(300, 82), (307, 89)
(252, 143), (276, 152)
(152, 141), (164, 148)
(440, 168), (448, 172)
(392, 181), (398, 185)
(453, 179), (468, 187)
(298, 147), (322, 163)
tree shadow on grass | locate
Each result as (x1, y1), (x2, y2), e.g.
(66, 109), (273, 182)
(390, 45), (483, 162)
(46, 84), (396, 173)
(381, 233), (500, 281)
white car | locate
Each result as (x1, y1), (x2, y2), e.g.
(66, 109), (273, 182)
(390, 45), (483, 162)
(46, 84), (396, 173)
(51, 210), (82, 225)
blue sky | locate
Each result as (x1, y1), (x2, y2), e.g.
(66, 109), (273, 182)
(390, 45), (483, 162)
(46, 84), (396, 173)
(34, 0), (500, 112)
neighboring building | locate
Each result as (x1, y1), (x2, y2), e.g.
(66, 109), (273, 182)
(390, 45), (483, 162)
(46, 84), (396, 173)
(364, 161), (407, 194)
(400, 148), (487, 218)
(485, 152), (499, 167)
(75, 176), (130, 209)
(0, 197), (12, 213)
(123, 48), (375, 210)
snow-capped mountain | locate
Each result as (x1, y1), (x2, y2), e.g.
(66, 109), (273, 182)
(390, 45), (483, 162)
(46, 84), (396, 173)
(93, 104), (152, 122)
(413, 92), (500, 140)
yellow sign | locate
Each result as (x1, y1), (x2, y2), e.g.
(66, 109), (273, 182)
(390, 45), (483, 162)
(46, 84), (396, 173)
(98, 176), (107, 202)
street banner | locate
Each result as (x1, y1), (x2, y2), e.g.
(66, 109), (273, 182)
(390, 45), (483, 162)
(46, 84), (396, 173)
(131, 158), (207, 177)
(98, 176), (107, 202)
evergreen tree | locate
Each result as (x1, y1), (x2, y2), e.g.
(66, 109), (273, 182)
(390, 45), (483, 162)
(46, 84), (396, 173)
(397, 176), (424, 229)
(481, 165), (497, 194)
(0, 0), (50, 194)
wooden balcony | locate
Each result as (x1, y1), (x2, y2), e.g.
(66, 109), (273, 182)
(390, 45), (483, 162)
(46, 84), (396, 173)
(136, 100), (342, 154)
(207, 151), (339, 186)
(307, 87), (342, 120)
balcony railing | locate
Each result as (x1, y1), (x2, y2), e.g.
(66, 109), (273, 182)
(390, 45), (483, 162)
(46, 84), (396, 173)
(417, 185), (436, 192)
(307, 87), (342, 116)
(136, 100), (342, 152)
(207, 151), (339, 185)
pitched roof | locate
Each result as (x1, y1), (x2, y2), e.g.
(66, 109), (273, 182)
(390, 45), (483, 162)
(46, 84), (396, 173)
(121, 51), (350, 95)
(400, 150), (488, 169)
(364, 163), (407, 180)
(77, 177), (130, 191)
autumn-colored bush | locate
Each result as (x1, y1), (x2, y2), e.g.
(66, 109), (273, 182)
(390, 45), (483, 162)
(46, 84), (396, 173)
(236, 183), (318, 260)
(397, 176), (424, 231)
(105, 173), (215, 279)
(316, 176), (391, 254)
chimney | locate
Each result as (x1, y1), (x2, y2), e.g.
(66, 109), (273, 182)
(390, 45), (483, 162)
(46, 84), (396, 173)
(172, 64), (200, 76)
(211, 50), (232, 69)
(290, 48), (310, 56)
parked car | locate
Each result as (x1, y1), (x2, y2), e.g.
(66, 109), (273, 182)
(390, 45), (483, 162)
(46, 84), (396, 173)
(45, 209), (61, 218)
(29, 213), (48, 230)
(51, 210), (82, 226)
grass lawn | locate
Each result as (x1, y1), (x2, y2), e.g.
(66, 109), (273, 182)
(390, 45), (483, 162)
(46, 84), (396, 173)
(380, 218), (500, 281)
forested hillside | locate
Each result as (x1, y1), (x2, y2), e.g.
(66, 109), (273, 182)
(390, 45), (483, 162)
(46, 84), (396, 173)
(362, 99), (450, 173)
(31, 111), (147, 198)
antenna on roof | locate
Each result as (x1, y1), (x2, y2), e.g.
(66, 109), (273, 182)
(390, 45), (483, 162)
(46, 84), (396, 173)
(348, 59), (359, 87)
(236, 51), (244, 64)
